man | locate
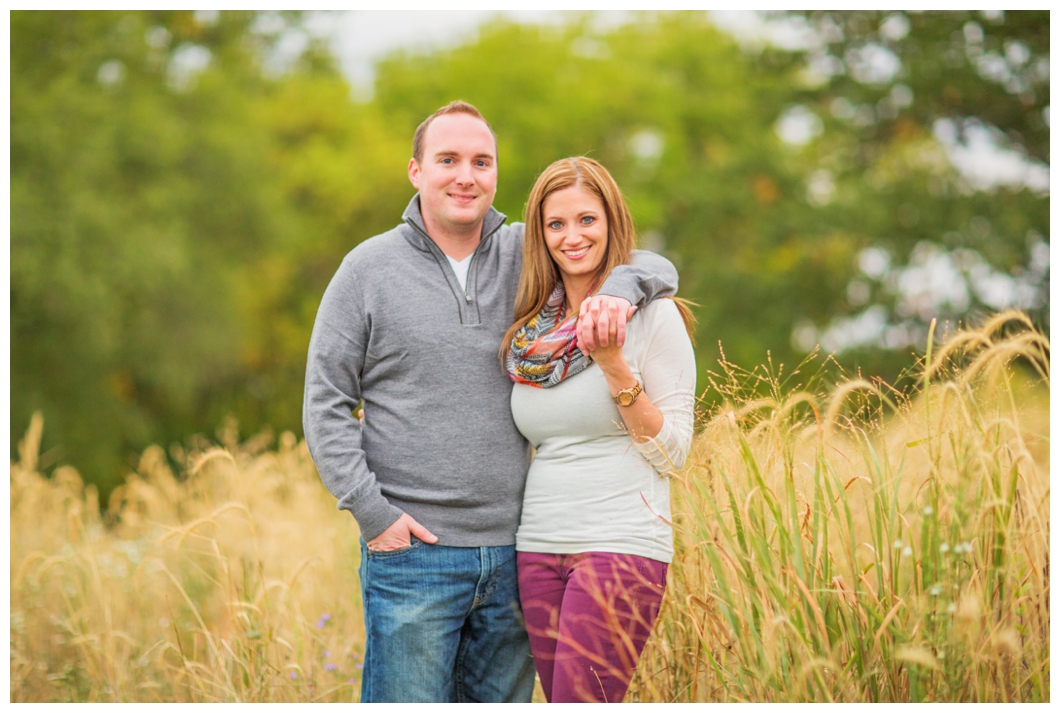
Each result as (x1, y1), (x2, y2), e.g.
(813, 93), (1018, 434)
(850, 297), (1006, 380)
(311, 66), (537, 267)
(303, 101), (677, 703)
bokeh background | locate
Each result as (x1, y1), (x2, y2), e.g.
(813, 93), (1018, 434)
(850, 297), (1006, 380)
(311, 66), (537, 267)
(10, 10), (1049, 500)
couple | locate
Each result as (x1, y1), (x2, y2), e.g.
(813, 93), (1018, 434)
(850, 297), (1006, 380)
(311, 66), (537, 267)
(303, 101), (696, 703)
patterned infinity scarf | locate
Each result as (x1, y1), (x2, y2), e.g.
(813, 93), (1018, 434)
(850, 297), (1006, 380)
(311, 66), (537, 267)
(506, 282), (592, 388)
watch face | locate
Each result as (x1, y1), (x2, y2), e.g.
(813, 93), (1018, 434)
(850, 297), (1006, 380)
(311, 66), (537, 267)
(619, 392), (634, 406)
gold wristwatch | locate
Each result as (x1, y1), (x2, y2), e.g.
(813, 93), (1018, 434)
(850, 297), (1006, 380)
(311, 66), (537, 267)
(612, 381), (643, 406)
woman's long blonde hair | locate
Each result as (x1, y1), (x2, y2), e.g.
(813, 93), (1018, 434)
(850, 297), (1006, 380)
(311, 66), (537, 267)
(500, 157), (695, 362)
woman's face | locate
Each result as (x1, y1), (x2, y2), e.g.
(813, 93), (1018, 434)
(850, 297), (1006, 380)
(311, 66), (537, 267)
(541, 185), (609, 283)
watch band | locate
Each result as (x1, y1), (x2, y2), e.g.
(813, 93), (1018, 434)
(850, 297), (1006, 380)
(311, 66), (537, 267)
(612, 381), (643, 406)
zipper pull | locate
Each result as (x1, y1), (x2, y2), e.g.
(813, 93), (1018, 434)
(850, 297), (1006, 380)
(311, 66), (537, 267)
(465, 292), (473, 304)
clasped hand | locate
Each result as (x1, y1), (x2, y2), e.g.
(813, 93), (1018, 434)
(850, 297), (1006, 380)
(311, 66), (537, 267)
(577, 294), (636, 369)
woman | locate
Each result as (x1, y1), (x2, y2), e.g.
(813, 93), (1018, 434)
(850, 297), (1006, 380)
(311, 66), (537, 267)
(502, 157), (697, 703)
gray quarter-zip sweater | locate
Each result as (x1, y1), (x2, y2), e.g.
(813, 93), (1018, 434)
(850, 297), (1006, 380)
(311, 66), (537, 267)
(303, 195), (678, 546)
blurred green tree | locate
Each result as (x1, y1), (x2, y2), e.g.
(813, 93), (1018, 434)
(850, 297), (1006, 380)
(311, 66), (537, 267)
(10, 10), (340, 492)
(775, 10), (1049, 376)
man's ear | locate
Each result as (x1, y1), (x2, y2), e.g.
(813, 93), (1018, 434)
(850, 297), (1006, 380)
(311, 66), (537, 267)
(408, 158), (420, 189)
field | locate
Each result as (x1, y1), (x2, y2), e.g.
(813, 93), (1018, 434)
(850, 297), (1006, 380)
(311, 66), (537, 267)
(10, 312), (1049, 702)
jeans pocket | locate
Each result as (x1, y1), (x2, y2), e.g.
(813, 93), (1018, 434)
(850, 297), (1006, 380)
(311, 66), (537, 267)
(365, 537), (424, 559)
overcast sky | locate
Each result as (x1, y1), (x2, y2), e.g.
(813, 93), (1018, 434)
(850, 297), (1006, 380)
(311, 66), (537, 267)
(319, 10), (637, 91)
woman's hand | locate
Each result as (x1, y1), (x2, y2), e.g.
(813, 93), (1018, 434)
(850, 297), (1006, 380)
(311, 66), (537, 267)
(586, 340), (627, 377)
(576, 295), (637, 351)
(579, 295), (632, 377)
(581, 295), (637, 388)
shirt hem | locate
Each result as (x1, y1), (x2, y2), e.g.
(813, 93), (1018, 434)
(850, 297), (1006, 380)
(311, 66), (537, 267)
(514, 540), (673, 564)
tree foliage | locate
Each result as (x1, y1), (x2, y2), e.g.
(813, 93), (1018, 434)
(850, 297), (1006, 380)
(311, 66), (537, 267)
(775, 10), (1049, 375)
(10, 10), (1049, 492)
(11, 11), (339, 489)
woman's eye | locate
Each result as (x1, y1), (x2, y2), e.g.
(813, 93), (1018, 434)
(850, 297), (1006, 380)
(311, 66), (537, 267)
(581, 216), (595, 225)
(548, 221), (563, 230)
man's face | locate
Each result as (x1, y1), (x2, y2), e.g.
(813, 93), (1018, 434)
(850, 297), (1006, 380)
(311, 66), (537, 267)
(408, 113), (498, 236)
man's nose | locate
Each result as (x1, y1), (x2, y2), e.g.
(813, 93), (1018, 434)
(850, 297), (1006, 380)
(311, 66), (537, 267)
(455, 161), (475, 185)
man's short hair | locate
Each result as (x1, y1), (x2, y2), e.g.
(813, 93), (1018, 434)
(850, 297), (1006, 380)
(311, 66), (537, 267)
(412, 100), (497, 164)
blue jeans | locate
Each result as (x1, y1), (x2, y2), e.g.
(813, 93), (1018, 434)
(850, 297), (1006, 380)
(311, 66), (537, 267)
(358, 538), (535, 703)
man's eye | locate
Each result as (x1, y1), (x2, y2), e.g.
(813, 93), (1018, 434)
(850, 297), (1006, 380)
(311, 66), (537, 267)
(441, 158), (453, 164)
(476, 160), (489, 167)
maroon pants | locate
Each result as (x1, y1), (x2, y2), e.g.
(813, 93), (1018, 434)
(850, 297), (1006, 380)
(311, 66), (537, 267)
(516, 551), (667, 703)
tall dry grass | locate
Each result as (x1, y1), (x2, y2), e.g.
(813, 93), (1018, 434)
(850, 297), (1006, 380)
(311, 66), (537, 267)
(10, 422), (366, 702)
(10, 311), (1049, 702)
(632, 311), (1049, 702)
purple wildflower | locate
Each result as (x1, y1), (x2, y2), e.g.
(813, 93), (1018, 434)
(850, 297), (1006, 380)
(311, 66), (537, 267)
(290, 672), (298, 680)
(325, 663), (338, 671)
(323, 650), (331, 658)
(355, 663), (364, 669)
(316, 613), (332, 629)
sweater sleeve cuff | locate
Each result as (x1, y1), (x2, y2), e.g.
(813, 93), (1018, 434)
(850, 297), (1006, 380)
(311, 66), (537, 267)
(596, 250), (678, 305)
(338, 490), (404, 542)
(596, 270), (645, 305)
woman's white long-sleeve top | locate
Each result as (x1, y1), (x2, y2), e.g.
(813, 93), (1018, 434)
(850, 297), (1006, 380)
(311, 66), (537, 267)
(511, 298), (697, 564)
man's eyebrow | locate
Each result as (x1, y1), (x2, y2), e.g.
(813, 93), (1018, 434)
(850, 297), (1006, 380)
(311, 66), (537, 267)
(433, 150), (495, 160)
